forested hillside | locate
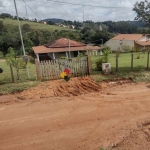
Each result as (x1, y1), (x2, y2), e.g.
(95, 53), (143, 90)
(0, 13), (149, 57)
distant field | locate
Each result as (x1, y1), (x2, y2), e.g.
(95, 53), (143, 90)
(0, 18), (69, 32)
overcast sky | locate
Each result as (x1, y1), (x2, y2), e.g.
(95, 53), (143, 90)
(0, 0), (145, 22)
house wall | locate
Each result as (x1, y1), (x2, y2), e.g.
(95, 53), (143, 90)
(105, 40), (135, 52)
(47, 51), (85, 60)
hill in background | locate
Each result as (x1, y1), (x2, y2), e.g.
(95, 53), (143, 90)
(41, 18), (64, 23)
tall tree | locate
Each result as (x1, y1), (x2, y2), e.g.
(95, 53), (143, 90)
(133, 0), (150, 26)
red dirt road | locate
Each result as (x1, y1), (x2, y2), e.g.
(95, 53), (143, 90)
(0, 81), (150, 150)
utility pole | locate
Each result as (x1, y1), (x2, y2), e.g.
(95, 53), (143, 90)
(25, 5), (28, 21)
(13, 0), (30, 78)
(82, 11), (84, 28)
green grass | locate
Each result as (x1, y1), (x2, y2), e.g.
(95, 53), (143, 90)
(0, 58), (39, 94)
(0, 59), (37, 83)
(91, 52), (150, 82)
(91, 52), (148, 72)
(0, 18), (69, 32)
(0, 81), (38, 95)
(0, 52), (150, 95)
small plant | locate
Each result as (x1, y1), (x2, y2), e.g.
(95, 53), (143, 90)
(136, 53), (141, 59)
(95, 49), (110, 70)
(122, 44), (132, 52)
(116, 48), (121, 57)
(0, 51), (4, 58)
(6, 47), (26, 80)
(78, 52), (84, 57)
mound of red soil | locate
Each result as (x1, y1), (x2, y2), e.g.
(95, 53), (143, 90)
(17, 77), (101, 100)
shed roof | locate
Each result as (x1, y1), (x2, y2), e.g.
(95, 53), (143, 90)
(135, 40), (150, 46)
(111, 34), (143, 41)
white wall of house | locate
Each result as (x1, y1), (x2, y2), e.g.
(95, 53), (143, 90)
(105, 40), (134, 52)
(47, 51), (85, 60)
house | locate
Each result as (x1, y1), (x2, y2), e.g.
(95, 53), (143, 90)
(38, 21), (47, 24)
(32, 38), (100, 61)
(105, 34), (150, 52)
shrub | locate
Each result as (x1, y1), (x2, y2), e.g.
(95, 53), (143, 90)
(122, 44), (132, 52)
(0, 51), (4, 58)
(28, 56), (35, 64)
(95, 49), (109, 70)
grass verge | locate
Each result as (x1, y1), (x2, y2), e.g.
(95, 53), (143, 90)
(91, 70), (150, 83)
(0, 81), (39, 95)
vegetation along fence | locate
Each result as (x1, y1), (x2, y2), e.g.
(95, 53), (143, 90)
(35, 56), (91, 81)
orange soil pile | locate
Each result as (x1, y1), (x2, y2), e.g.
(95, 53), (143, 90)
(17, 77), (101, 100)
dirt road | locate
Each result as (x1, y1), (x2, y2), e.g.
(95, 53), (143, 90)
(0, 81), (150, 150)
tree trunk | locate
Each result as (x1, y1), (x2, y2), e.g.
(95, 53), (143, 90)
(16, 68), (20, 80)
(10, 64), (15, 83)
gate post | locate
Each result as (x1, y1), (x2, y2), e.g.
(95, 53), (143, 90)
(87, 55), (92, 75)
(35, 59), (41, 81)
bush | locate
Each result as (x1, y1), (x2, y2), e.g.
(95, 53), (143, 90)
(95, 57), (107, 70)
(28, 56), (35, 64)
(95, 49), (110, 70)
(122, 44), (132, 52)
(0, 51), (4, 58)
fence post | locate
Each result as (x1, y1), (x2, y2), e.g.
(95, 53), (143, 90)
(116, 54), (118, 72)
(35, 59), (41, 81)
(10, 64), (14, 83)
(147, 50), (150, 69)
(131, 52), (133, 71)
(87, 55), (92, 75)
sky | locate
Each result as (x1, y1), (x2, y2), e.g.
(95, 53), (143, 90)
(0, 0), (146, 22)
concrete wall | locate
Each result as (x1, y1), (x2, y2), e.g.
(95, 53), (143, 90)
(105, 40), (134, 52)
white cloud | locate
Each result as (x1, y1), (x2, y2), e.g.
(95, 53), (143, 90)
(0, 1), (4, 8)
(0, 0), (144, 22)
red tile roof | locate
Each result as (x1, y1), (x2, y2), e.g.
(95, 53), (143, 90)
(111, 34), (143, 41)
(32, 45), (100, 54)
(45, 38), (86, 48)
(135, 40), (150, 46)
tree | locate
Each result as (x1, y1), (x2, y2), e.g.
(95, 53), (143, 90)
(133, 0), (150, 26)
(47, 21), (55, 25)
(6, 47), (26, 80)
(22, 24), (30, 32)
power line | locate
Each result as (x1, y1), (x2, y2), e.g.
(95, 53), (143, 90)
(17, 0), (132, 9)
(22, 0), (41, 20)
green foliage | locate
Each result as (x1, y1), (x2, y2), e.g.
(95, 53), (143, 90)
(28, 56), (35, 64)
(0, 81), (38, 95)
(95, 49), (110, 70)
(116, 48), (121, 57)
(6, 47), (26, 80)
(133, 0), (150, 26)
(22, 24), (31, 32)
(77, 53), (84, 57)
(122, 44), (132, 52)
(0, 51), (4, 58)
(60, 56), (67, 59)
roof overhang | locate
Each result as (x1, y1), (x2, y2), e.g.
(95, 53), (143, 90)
(135, 41), (150, 46)
(32, 45), (100, 54)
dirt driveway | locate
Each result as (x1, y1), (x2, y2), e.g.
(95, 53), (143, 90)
(0, 81), (150, 150)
